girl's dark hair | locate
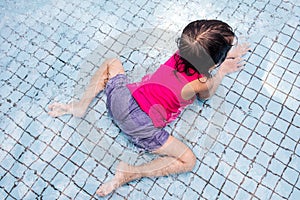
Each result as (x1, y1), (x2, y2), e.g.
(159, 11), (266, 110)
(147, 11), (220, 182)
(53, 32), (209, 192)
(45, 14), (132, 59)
(175, 19), (235, 77)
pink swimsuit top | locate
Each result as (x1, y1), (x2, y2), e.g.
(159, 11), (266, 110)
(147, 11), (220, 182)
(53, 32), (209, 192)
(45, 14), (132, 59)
(127, 53), (203, 127)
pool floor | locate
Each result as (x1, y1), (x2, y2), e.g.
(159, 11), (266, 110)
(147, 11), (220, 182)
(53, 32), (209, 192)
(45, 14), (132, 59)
(0, 0), (299, 199)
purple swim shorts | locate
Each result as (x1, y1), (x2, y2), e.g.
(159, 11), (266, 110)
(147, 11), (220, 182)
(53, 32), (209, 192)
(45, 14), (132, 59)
(105, 74), (169, 151)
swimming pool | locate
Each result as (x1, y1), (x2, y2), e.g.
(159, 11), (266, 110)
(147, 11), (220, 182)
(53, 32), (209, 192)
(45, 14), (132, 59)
(0, 0), (299, 199)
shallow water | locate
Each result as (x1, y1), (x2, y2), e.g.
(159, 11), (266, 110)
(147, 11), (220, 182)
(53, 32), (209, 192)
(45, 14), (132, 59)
(0, 0), (299, 199)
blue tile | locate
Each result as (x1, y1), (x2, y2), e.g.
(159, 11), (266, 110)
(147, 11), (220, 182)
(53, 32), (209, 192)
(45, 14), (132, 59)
(223, 148), (239, 164)
(182, 188), (199, 200)
(289, 188), (300, 200)
(203, 153), (219, 169)
(41, 185), (60, 199)
(40, 147), (57, 162)
(10, 162), (27, 179)
(279, 107), (294, 123)
(8, 90), (23, 103)
(228, 168), (244, 185)
(73, 168), (90, 188)
(265, 72), (280, 89)
(292, 113), (300, 127)
(235, 126), (253, 141)
(148, 184), (166, 199)
(255, 67), (268, 81)
(277, 32), (292, 46)
(230, 108), (246, 123)
(50, 136), (66, 151)
(261, 34), (275, 51)
(217, 192), (232, 200)
(71, 149), (88, 167)
(225, 90), (240, 104)
(285, 96), (299, 111)
(288, 37), (300, 52)
(232, 81), (246, 94)
(261, 112), (276, 127)
(133, 178), (154, 195)
(261, 139), (278, 156)
(128, 189), (149, 200)
(275, 179), (293, 198)
(273, 89), (288, 103)
(237, 97), (251, 112)
(261, 171), (280, 189)
(23, 188), (40, 200)
(51, 154), (67, 170)
(267, 129), (284, 144)
(255, 184), (272, 199)
(84, 175), (99, 196)
(286, 125), (300, 141)
(248, 163), (266, 180)
(235, 188), (251, 200)
(30, 159), (47, 175)
(235, 156), (252, 174)
(2, 137), (15, 153)
(295, 76), (300, 88)
(115, 184), (135, 198)
(41, 164), (57, 181)
(249, 102), (264, 119)
(281, 136), (297, 153)
(1, 172), (17, 192)
(224, 119), (240, 134)
(282, 166), (298, 185)
(222, 77), (234, 89)
(230, 137), (245, 152)
(274, 117), (290, 135)
(268, 158), (285, 175)
(202, 183), (219, 199)
(210, 141), (226, 155)
(282, 47), (296, 60)
(52, 172), (70, 192)
(296, 142), (300, 157)
(198, 163), (215, 181)
(90, 145), (106, 163)
(210, 172), (225, 189)
(190, 175), (206, 194)
(222, 180), (238, 198)
(61, 181), (78, 199)
(167, 180), (186, 199)
(21, 151), (39, 168)
(255, 121), (270, 137)
(101, 152), (116, 169)
(61, 161), (77, 178)
(255, 94), (269, 109)
(38, 129), (56, 144)
(216, 161), (232, 178)
(81, 157), (97, 173)
(242, 144), (258, 160)
(31, 177), (48, 196)
(254, 45), (269, 58)
(290, 86), (300, 101)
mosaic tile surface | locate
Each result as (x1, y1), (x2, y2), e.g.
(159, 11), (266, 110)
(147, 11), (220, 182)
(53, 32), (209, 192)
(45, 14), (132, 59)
(0, 0), (299, 199)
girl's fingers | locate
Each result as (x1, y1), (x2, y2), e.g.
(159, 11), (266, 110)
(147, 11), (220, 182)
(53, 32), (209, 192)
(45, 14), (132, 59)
(238, 61), (246, 67)
(48, 102), (59, 110)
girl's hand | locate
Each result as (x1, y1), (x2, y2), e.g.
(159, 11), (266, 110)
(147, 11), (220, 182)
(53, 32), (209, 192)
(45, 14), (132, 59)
(227, 43), (251, 59)
(219, 57), (246, 75)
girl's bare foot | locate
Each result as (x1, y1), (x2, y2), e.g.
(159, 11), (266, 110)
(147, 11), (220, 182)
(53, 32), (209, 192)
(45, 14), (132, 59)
(48, 101), (86, 117)
(96, 162), (138, 197)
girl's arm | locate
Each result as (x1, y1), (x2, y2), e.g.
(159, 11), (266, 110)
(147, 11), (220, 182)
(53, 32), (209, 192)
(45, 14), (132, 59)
(196, 57), (245, 99)
(193, 43), (251, 99)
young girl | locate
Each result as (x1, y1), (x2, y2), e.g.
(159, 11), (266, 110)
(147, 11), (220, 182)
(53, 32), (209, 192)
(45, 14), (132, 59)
(48, 19), (250, 196)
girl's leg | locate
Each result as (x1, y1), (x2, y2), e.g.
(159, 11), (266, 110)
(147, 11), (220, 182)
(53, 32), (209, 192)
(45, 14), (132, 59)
(96, 135), (196, 196)
(48, 58), (124, 117)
